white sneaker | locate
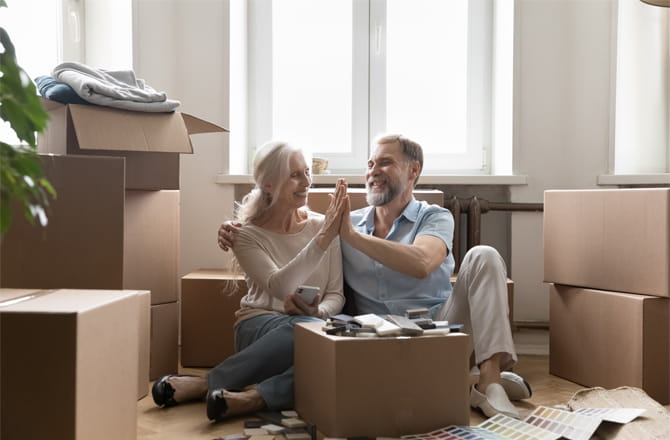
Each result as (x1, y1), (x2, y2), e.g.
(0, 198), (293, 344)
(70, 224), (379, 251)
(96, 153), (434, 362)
(469, 383), (520, 419)
(500, 371), (532, 401)
(470, 367), (532, 401)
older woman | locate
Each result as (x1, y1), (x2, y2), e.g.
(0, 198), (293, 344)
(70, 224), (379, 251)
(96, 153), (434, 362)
(152, 141), (348, 421)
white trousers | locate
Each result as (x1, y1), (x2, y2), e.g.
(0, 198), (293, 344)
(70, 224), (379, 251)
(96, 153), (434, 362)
(437, 245), (517, 370)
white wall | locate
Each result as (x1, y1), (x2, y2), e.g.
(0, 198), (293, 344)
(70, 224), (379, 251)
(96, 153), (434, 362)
(511, 0), (614, 321)
(134, 0), (235, 279)
(132, 0), (619, 321)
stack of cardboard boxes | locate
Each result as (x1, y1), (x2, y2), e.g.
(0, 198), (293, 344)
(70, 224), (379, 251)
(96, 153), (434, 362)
(543, 189), (670, 404)
(1, 99), (225, 386)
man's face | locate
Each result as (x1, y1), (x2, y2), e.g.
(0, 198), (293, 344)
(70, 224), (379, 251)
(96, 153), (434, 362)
(365, 141), (412, 206)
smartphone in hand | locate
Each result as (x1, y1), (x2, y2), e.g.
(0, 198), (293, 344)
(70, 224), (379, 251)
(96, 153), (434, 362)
(295, 285), (320, 303)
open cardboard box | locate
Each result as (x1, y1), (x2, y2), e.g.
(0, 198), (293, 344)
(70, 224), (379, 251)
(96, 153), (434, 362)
(37, 98), (227, 190)
(0, 288), (146, 439)
(294, 321), (471, 437)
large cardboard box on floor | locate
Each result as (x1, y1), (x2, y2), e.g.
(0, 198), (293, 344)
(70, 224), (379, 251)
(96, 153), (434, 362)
(544, 189), (670, 297)
(181, 269), (247, 367)
(0, 289), (144, 440)
(0, 154), (180, 305)
(150, 301), (179, 379)
(295, 321), (470, 437)
(38, 98), (227, 190)
(307, 188), (444, 214)
(549, 284), (670, 404)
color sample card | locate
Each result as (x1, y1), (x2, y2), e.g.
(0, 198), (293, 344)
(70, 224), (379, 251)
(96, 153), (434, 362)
(402, 414), (559, 440)
(401, 424), (505, 439)
(523, 406), (600, 440)
(400, 406), (646, 440)
(479, 413), (560, 440)
(572, 407), (646, 424)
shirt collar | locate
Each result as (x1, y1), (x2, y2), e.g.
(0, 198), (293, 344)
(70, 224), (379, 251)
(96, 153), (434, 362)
(401, 198), (422, 222)
(356, 197), (421, 227)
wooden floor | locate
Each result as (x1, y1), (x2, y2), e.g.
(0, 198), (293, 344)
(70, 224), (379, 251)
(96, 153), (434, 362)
(137, 353), (589, 440)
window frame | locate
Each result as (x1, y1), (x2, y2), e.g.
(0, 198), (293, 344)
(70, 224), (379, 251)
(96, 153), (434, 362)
(231, 0), (508, 175)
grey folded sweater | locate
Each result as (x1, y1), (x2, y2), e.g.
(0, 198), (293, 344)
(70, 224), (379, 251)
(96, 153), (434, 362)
(52, 62), (180, 112)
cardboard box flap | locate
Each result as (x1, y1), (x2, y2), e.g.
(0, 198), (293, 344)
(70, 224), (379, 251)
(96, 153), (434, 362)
(181, 113), (229, 134)
(68, 104), (194, 153)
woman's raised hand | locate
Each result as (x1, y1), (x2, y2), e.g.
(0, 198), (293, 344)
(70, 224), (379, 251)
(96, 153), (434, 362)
(315, 178), (348, 250)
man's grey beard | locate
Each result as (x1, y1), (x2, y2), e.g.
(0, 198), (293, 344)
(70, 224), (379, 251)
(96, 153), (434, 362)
(365, 178), (405, 206)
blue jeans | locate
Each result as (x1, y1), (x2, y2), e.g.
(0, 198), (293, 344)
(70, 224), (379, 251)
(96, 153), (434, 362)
(206, 314), (322, 410)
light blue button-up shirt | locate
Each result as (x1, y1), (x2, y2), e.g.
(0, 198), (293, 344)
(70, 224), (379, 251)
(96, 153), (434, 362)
(341, 198), (455, 318)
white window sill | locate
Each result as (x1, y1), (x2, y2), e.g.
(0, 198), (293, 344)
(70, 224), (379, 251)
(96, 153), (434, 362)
(215, 173), (528, 185)
(598, 174), (670, 185)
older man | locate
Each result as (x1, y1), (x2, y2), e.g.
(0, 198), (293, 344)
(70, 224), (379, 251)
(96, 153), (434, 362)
(219, 134), (530, 418)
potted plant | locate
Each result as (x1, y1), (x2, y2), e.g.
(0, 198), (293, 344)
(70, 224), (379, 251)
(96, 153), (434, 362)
(0, 0), (55, 236)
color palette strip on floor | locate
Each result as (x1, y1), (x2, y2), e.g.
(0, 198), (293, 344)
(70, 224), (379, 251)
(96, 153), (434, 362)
(523, 406), (600, 440)
(572, 407), (646, 424)
(400, 405), (646, 440)
(401, 413), (560, 440)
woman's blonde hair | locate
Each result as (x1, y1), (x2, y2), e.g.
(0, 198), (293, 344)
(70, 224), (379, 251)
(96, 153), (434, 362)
(234, 140), (305, 224)
(225, 141), (307, 295)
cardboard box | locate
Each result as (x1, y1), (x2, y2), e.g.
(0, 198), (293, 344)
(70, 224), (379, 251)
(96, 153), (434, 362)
(307, 188), (444, 214)
(0, 289), (143, 440)
(137, 290), (151, 399)
(124, 189), (180, 305)
(544, 189), (670, 297)
(181, 269), (247, 367)
(1, 154), (125, 289)
(294, 321), (470, 437)
(150, 301), (179, 380)
(38, 98), (227, 190)
(549, 284), (669, 404)
(0, 155), (180, 305)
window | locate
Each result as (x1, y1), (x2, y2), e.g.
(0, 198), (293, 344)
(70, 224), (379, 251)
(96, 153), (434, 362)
(613, 0), (670, 174)
(0, 0), (72, 145)
(1, 0), (132, 146)
(231, 0), (513, 175)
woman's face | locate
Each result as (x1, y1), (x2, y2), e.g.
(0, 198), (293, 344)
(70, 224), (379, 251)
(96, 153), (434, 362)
(275, 152), (312, 209)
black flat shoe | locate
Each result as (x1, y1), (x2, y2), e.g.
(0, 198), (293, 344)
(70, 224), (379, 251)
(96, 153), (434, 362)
(206, 389), (228, 422)
(152, 374), (197, 407)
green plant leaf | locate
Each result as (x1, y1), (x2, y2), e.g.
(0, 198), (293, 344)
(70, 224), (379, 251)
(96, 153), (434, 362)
(0, 199), (10, 235)
(0, 28), (49, 148)
(0, 16), (55, 236)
